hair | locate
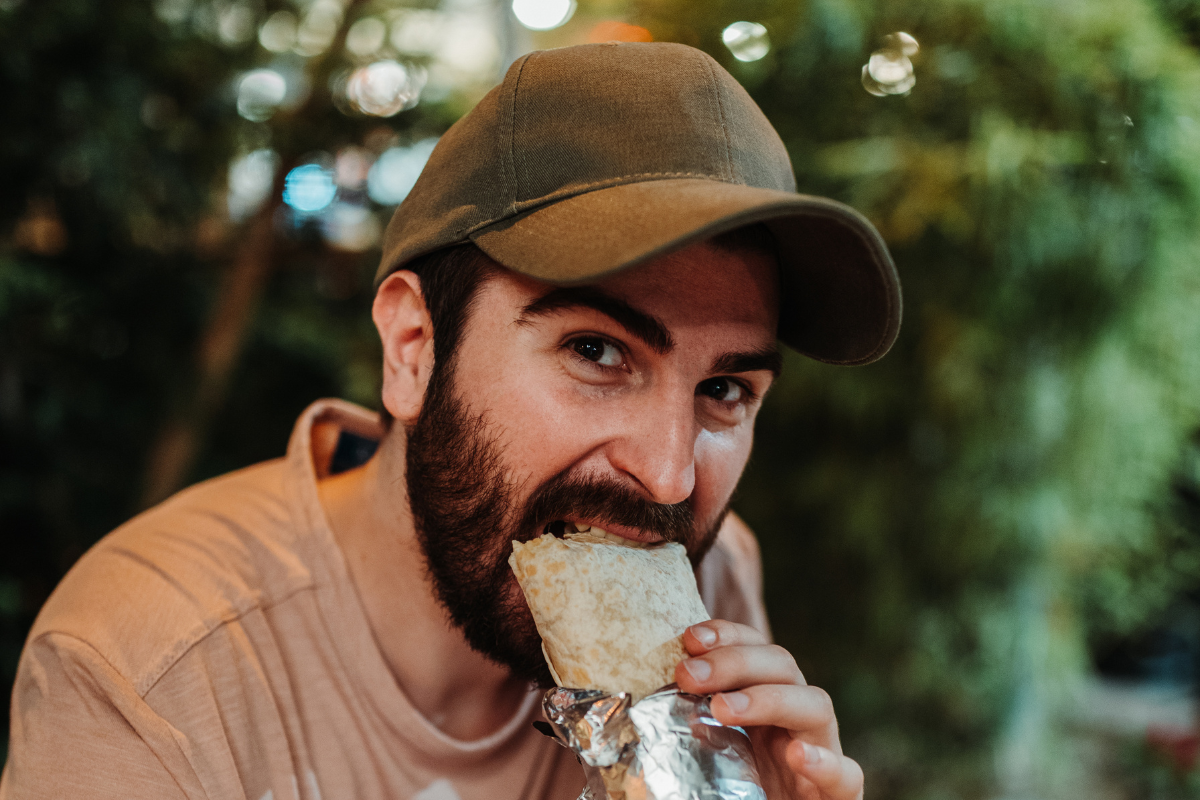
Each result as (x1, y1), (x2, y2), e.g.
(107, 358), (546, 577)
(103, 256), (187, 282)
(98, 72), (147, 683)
(378, 244), (497, 428)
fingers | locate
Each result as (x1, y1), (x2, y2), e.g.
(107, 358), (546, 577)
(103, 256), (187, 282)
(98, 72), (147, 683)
(786, 740), (864, 800)
(683, 620), (769, 655)
(676, 642), (801, 695)
(711, 684), (840, 750)
(685, 621), (857, 797)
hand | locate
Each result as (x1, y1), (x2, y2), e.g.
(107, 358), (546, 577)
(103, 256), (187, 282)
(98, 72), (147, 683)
(673, 620), (864, 800)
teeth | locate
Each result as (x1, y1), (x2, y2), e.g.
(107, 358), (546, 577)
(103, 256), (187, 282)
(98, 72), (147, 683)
(544, 521), (596, 536)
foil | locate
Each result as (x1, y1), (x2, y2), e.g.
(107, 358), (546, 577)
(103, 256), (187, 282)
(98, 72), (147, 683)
(543, 685), (767, 800)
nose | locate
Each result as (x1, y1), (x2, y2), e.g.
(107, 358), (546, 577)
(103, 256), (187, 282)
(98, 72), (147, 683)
(607, 385), (697, 506)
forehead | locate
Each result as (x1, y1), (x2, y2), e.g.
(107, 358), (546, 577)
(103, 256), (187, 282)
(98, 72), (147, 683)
(595, 239), (778, 328)
(480, 238), (780, 338)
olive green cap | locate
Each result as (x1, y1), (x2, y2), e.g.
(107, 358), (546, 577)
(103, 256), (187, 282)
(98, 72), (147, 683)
(376, 41), (901, 365)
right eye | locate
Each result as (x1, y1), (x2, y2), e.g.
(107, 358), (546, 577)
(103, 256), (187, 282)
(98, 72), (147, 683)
(568, 337), (625, 369)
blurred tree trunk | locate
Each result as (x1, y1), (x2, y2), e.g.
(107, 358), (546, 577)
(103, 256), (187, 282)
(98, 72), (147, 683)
(140, 207), (276, 508)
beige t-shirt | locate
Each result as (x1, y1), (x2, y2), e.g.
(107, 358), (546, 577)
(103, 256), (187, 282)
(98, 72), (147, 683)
(1, 399), (769, 800)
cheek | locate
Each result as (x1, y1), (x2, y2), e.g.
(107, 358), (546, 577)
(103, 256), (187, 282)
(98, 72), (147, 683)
(494, 384), (623, 482)
(454, 346), (607, 481)
(692, 428), (753, 511)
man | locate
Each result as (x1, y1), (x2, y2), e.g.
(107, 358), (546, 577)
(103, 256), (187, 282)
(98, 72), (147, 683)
(1, 42), (899, 800)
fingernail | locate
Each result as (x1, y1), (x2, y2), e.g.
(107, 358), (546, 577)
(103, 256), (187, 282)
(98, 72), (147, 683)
(802, 742), (820, 764)
(691, 625), (717, 647)
(722, 691), (749, 714)
(683, 658), (711, 682)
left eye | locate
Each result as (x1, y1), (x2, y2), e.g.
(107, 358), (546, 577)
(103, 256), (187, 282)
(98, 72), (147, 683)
(571, 337), (624, 367)
(697, 377), (744, 403)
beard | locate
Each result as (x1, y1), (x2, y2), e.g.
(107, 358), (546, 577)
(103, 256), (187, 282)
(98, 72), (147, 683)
(404, 367), (728, 687)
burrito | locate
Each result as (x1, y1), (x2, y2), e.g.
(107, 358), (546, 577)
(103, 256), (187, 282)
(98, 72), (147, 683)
(509, 527), (710, 701)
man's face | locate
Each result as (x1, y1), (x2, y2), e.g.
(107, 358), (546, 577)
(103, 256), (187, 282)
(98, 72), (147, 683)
(404, 238), (780, 685)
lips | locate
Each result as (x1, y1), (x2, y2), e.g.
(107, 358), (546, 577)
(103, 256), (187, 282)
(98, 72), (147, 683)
(542, 519), (664, 544)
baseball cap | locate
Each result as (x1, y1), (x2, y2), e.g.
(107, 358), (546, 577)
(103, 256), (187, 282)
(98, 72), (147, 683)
(376, 41), (902, 365)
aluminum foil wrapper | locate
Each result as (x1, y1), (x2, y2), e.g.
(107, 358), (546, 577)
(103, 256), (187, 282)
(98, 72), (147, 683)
(543, 685), (767, 800)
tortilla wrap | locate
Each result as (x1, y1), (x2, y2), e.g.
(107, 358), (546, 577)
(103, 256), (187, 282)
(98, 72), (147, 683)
(509, 529), (710, 701)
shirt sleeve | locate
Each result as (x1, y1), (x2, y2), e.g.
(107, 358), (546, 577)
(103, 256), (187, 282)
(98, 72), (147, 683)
(1, 632), (205, 800)
(696, 512), (772, 641)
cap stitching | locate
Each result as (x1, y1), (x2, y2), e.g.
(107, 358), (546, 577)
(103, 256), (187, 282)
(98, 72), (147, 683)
(442, 173), (734, 241)
(701, 55), (734, 182)
(509, 171), (733, 214)
(506, 52), (534, 215)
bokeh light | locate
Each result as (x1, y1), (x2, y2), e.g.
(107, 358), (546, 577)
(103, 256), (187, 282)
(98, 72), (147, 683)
(12, 197), (68, 256)
(367, 138), (437, 205)
(294, 0), (343, 57)
(862, 32), (918, 96)
(346, 60), (425, 117)
(322, 202), (382, 252)
(435, 14), (499, 77)
(227, 149), (279, 221)
(586, 21), (653, 43)
(416, 11), (500, 97)
(866, 52), (913, 88)
(885, 31), (919, 57)
(217, 2), (257, 47)
(389, 10), (443, 56)
(236, 69), (287, 121)
(346, 17), (387, 58)
(153, 0), (190, 25)
(335, 146), (373, 190)
(722, 21), (770, 62)
(258, 11), (298, 53)
(141, 93), (178, 130)
(512, 0), (576, 31)
(283, 163), (337, 213)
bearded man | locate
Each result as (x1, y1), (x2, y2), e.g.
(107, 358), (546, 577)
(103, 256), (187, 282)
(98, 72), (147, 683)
(1, 42), (900, 800)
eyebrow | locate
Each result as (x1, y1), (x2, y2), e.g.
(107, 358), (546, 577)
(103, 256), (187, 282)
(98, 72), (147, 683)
(517, 286), (675, 355)
(711, 347), (783, 378)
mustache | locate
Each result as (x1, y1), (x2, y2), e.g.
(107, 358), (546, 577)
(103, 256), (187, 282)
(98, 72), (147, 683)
(515, 471), (696, 545)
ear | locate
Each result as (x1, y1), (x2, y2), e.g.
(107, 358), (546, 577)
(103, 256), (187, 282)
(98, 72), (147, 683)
(373, 270), (434, 424)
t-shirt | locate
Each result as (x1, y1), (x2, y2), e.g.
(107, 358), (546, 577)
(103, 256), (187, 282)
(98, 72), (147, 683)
(1, 399), (770, 800)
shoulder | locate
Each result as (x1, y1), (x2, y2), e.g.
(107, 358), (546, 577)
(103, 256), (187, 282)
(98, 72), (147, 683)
(696, 512), (771, 640)
(28, 458), (316, 696)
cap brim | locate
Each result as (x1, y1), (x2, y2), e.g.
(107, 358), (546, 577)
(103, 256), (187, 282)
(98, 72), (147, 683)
(470, 178), (901, 365)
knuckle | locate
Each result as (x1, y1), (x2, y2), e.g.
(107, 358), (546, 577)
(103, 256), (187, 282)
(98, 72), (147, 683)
(809, 686), (835, 719)
(741, 682), (782, 714)
(714, 644), (751, 676)
(767, 644), (796, 667)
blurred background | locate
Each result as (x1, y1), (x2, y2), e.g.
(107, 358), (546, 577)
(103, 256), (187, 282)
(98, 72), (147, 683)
(2, 0), (1200, 796)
